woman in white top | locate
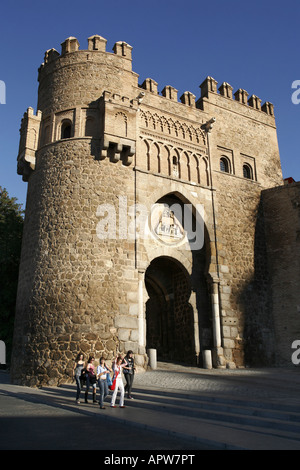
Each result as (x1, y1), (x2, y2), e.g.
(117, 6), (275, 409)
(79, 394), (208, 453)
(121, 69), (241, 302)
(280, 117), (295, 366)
(110, 356), (128, 408)
(97, 357), (112, 409)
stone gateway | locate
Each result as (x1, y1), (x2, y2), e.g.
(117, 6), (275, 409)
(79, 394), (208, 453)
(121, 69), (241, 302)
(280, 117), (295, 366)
(11, 35), (299, 386)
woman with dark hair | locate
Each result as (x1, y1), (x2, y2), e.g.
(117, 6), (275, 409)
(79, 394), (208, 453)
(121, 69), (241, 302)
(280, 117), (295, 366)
(85, 355), (97, 404)
(110, 355), (128, 408)
(123, 350), (136, 399)
(73, 353), (85, 404)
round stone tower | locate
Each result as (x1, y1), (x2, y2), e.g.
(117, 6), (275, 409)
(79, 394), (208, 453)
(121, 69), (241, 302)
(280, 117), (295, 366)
(12, 36), (146, 386)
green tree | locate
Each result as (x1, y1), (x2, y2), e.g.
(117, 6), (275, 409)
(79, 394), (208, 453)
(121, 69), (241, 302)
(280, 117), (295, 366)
(0, 187), (24, 365)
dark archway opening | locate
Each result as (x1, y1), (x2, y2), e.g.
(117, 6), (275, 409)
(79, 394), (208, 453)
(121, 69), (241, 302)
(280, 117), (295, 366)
(145, 256), (196, 365)
(145, 192), (213, 367)
(61, 120), (72, 139)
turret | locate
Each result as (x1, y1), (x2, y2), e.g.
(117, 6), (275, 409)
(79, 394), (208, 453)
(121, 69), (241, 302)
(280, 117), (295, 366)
(17, 107), (42, 181)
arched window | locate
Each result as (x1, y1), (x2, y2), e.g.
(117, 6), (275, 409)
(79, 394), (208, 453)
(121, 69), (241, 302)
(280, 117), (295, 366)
(61, 120), (72, 139)
(172, 155), (179, 177)
(220, 157), (230, 173)
(243, 163), (253, 180)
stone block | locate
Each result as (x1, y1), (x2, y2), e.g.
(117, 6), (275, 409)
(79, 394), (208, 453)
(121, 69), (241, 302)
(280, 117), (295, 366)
(118, 328), (131, 341)
(124, 341), (139, 354)
(130, 329), (139, 342)
(115, 315), (138, 329)
(223, 338), (235, 349)
(220, 265), (229, 273)
(129, 303), (138, 316)
(222, 326), (231, 338)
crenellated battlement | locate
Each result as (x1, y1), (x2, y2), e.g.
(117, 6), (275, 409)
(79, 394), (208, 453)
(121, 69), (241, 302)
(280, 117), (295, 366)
(43, 34), (133, 58)
(142, 74), (274, 117)
(198, 76), (274, 116)
(37, 35), (275, 119)
(38, 35), (134, 80)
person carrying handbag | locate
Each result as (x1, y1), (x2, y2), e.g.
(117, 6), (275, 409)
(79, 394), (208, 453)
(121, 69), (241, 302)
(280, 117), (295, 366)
(73, 353), (85, 404)
(110, 355), (128, 408)
(123, 350), (136, 399)
(97, 357), (112, 409)
(85, 356), (97, 403)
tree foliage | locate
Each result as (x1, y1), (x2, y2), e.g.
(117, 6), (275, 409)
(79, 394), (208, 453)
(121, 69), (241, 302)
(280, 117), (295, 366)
(0, 187), (24, 363)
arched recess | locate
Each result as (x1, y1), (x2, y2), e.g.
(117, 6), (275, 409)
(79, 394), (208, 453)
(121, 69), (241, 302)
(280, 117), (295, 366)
(144, 192), (213, 366)
(160, 145), (169, 176)
(170, 149), (180, 178)
(190, 154), (200, 184)
(151, 142), (160, 173)
(138, 138), (150, 171)
(29, 128), (37, 148)
(200, 157), (210, 186)
(145, 256), (195, 363)
(180, 151), (190, 181)
(85, 116), (96, 137)
(43, 125), (51, 146)
(60, 119), (72, 139)
(115, 112), (127, 137)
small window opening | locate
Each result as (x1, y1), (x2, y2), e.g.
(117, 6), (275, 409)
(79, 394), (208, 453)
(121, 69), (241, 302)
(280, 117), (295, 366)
(172, 156), (179, 177)
(243, 164), (253, 179)
(61, 120), (72, 139)
(220, 157), (230, 173)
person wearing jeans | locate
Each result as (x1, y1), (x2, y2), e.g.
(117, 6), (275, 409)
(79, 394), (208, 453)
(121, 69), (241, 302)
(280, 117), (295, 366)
(97, 357), (112, 409)
(85, 356), (97, 403)
(123, 350), (136, 399)
(73, 353), (85, 404)
(110, 356), (128, 408)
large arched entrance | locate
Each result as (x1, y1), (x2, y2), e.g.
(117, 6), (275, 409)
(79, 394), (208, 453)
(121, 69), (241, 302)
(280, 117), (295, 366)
(145, 256), (196, 364)
(144, 192), (213, 366)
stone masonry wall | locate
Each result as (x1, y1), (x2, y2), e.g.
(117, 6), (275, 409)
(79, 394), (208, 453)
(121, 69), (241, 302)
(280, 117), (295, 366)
(262, 182), (300, 365)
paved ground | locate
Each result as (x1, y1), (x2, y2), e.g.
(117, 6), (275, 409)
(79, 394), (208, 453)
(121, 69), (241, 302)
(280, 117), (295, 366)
(1, 363), (300, 452)
(134, 362), (300, 401)
(0, 369), (212, 451)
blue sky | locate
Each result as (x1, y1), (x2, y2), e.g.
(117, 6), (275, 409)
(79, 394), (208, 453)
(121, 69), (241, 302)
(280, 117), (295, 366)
(0, 0), (299, 208)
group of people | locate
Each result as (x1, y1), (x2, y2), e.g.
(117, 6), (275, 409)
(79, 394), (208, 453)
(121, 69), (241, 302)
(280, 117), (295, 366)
(73, 350), (136, 409)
